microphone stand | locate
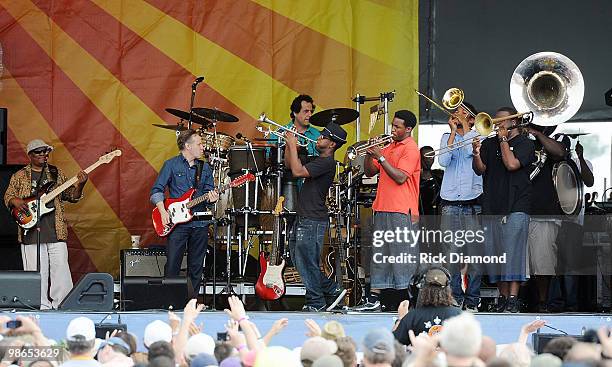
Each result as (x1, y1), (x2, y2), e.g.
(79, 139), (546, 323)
(188, 77), (204, 130)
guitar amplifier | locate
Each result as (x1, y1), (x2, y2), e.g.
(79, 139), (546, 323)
(121, 249), (187, 277)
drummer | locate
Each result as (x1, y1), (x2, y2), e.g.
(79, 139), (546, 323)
(283, 94), (321, 156)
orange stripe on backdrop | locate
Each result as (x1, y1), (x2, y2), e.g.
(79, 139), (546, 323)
(0, 6), (146, 221)
(145, 0), (403, 116)
(34, 0), (258, 141)
(0, 67), (129, 277)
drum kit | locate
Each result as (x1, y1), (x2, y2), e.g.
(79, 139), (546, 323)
(154, 101), (389, 304)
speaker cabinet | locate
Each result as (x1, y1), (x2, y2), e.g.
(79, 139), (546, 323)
(532, 333), (586, 354)
(121, 277), (188, 311)
(0, 164), (25, 271)
(59, 272), (114, 311)
(120, 248), (187, 277)
(0, 271), (41, 309)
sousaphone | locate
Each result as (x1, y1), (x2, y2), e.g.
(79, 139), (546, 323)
(511, 52), (585, 215)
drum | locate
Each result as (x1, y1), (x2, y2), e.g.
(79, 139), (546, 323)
(201, 132), (235, 154)
(281, 179), (298, 213)
(228, 145), (268, 176)
(552, 159), (583, 215)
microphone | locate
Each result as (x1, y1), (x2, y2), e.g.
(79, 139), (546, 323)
(192, 76), (205, 88)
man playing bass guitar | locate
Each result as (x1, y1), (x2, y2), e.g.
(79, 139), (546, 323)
(4, 139), (88, 309)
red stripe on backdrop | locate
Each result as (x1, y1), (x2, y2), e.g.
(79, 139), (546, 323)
(0, 11), (147, 234)
(146, 0), (397, 107)
(34, 0), (258, 139)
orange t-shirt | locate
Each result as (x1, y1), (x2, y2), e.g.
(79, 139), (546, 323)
(372, 137), (421, 217)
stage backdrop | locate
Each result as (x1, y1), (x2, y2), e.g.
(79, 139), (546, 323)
(0, 0), (418, 279)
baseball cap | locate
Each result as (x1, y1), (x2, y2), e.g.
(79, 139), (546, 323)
(321, 321), (346, 341)
(143, 320), (173, 348)
(26, 139), (54, 154)
(184, 333), (216, 360)
(362, 328), (395, 355)
(300, 336), (337, 363)
(66, 316), (96, 341)
(425, 268), (450, 287)
(99, 336), (132, 355)
(320, 123), (347, 147)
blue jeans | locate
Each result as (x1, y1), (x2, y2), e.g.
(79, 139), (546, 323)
(441, 204), (482, 307)
(484, 212), (529, 283)
(166, 223), (209, 296)
(289, 216), (337, 308)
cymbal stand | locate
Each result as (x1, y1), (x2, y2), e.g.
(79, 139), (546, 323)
(352, 90), (396, 137)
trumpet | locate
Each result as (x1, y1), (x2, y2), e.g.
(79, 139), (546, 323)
(347, 134), (393, 160)
(257, 113), (318, 147)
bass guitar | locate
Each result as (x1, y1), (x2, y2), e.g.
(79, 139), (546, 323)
(12, 150), (122, 229)
(152, 172), (254, 237)
(255, 196), (286, 300)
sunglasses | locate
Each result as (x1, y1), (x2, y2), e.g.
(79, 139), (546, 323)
(30, 148), (51, 155)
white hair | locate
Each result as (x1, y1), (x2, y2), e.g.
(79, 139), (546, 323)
(439, 313), (482, 357)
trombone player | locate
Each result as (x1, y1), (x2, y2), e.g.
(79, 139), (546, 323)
(472, 107), (536, 313)
(438, 101), (483, 312)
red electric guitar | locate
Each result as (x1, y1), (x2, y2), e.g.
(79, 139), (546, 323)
(152, 172), (254, 237)
(12, 150), (122, 229)
(255, 196), (286, 300)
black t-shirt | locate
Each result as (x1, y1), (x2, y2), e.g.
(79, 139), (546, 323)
(297, 155), (336, 220)
(393, 306), (462, 345)
(480, 134), (535, 215)
(419, 169), (444, 216)
(529, 136), (570, 216)
(24, 170), (58, 245)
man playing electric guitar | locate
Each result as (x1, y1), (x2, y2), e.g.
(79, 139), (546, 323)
(150, 129), (219, 298)
(4, 139), (88, 309)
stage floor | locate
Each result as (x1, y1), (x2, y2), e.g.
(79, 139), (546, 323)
(3, 310), (611, 352)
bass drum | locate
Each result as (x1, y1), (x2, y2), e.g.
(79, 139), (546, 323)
(552, 159), (583, 216)
(212, 166), (233, 218)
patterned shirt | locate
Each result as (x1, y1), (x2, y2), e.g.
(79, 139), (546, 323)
(4, 164), (83, 243)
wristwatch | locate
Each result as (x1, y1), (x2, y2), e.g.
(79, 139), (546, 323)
(500, 136), (508, 143)
(378, 156), (386, 164)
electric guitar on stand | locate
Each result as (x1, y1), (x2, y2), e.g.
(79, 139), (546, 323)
(255, 196), (286, 300)
(152, 172), (255, 237)
(12, 150), (122, 229)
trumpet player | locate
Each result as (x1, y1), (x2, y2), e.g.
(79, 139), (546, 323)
(438, 102), (483, 312)
(355, 110), (421, 312)
(285, 94), (321, 156)
(472, 107), (536, 313)
(285, 122), (347, 311)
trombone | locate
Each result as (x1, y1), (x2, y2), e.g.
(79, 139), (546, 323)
(257, 113), (318, 147)
(347, 134), (394, 160)
(423, 111), (533, 158)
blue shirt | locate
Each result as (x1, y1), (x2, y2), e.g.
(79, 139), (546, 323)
(438, 130), (483, 201)
(282, 121), (321, 156)
(150, 154), (215, 226)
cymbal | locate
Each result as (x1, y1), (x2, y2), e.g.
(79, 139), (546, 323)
(165, 108), (212, 127)
(192, 107), (239, 122)
(152, 123), (190, 131)
(309, 108), (359, 127)
(561, 132), (590, 139)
